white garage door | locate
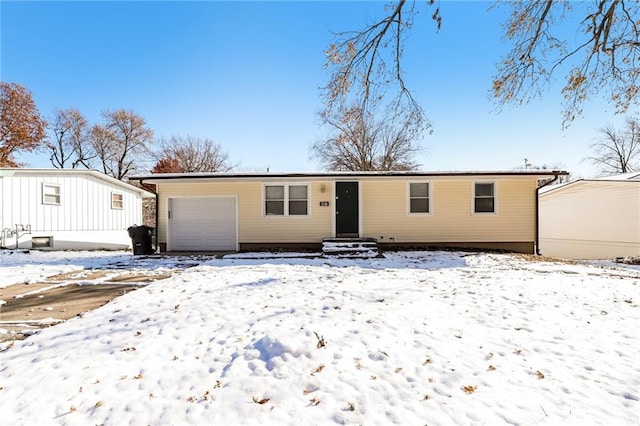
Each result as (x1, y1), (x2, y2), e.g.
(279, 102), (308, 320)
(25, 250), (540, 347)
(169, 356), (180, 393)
(169, 197), (237, 251)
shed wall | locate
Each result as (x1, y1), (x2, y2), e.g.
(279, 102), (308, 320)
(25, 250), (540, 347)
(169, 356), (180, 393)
(539, 181), (640, 259)
(0, 173), (143, 250)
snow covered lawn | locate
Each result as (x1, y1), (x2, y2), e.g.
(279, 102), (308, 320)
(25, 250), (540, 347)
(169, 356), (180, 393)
(1, 250), (639, 425)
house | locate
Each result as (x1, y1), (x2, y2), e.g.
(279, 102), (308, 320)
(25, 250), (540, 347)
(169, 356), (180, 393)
(539, 172), (640, 260)
(0, 168), (155, 250)
(128, 170), (564, 254)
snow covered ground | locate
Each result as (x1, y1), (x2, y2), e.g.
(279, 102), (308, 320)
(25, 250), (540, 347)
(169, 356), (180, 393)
(1, 250), (639, 425)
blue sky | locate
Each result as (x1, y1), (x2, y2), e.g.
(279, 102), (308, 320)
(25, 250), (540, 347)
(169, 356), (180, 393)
(1, 1), (629, 177)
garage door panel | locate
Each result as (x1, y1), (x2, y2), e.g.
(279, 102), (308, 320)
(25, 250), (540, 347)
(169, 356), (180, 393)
(170, 197), (236, 251)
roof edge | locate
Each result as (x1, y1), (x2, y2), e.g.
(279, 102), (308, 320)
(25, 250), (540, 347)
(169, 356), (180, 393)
(129, 169), (568, 181)
(539, 177), (640, 196)
(0, 168), (155, 198)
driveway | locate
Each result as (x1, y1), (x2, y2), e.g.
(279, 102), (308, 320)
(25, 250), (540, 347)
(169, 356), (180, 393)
(0, 268), (174, 342)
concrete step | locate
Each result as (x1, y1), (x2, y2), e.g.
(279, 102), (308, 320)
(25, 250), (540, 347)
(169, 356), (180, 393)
(321, 238), (380, 258)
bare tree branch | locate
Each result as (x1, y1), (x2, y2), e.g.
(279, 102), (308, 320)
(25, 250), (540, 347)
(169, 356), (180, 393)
(152, 135), (235, 173)
(321, 0), (437, 141)
(49, 108), (94, 169)
(586, 116), (640, 174)
(493, 0), (640, 127)
(312, 105), (422, 171)
(89, 109), (153, 180)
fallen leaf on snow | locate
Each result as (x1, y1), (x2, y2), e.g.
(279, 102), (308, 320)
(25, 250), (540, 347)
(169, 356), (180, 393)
(461, 385), (476, 394)
(252, 396), (270, 405)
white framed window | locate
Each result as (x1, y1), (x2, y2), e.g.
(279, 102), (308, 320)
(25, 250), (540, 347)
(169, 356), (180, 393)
(111, 192), (124, 209)
(473, 182), (496, 213)
(264, 184), (309, 216)
(42, 183), (61, 205)
(408, 182), (431, 214)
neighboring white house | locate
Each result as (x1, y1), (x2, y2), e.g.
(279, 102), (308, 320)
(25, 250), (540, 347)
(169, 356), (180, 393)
(0, 168), (154, 250)
(539, 172), (640, 260)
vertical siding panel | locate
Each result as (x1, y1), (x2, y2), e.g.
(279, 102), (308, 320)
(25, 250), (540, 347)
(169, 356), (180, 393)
(76, 176), (85, 231)
(23, 176), (33, 229)
(65, 175), (74, 231)
(1, 170), (147, 249)
(0, 177), (4, 229)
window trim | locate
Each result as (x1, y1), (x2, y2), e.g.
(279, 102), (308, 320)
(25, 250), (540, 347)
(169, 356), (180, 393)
(472, 181), (497, 214)
(42, 183), (61, 205)
(263, 183), (310, 217)
(111, 192), (124, 210)
(407, 181), (432, 215)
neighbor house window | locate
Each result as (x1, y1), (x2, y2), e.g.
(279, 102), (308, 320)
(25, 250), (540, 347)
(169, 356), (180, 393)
(265, 184), (308, 216)
(42, 183), (61, 205)
(111, 192), (124, 209)
(474, 182), (495, 213)
(409, 182), (430, 214)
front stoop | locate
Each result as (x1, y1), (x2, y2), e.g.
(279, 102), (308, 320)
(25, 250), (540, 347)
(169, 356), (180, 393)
(322, 237), (381, 258)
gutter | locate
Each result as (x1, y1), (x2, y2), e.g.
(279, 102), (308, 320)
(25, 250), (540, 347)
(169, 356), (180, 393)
(140, 179), (159, 254)
(535, 173), (562, 256)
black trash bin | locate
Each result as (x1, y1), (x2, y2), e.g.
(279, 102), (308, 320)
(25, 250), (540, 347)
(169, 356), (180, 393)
(127, 225), (154, 255)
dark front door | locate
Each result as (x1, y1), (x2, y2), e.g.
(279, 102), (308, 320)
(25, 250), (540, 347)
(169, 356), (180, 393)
(335, 181), (359, 237)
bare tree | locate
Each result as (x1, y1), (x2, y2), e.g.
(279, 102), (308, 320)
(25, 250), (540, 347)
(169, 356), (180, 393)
(49, 108), (94, 169)
(587, 116), (640, 175)
(322, 0), (436, 139)
(312, 105), (421, 171)
(0, 82), (48, 166)
(90, 109), (153, 180)
(152, 135), (234, 173)
(493, 0), (640, 126)
(324, 1), (640, 128)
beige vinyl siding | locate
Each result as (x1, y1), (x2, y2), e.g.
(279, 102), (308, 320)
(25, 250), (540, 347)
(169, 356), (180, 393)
(157, 181), (333, 245)
(539, 181), (640, 259)
(362, 178), (537, 243)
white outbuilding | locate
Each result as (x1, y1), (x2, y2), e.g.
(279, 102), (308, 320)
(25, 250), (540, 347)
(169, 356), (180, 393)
(539, 172), (640, 260)
(0, 168), (154, 250)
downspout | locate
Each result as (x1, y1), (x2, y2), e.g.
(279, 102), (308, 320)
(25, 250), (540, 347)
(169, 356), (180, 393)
(535, 173), (561, 255)
(140, 179), (159, 254)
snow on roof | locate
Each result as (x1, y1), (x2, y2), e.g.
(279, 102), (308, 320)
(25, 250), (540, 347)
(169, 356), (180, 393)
(538, 180), (573, 194)
(595, 171), (640, 181)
